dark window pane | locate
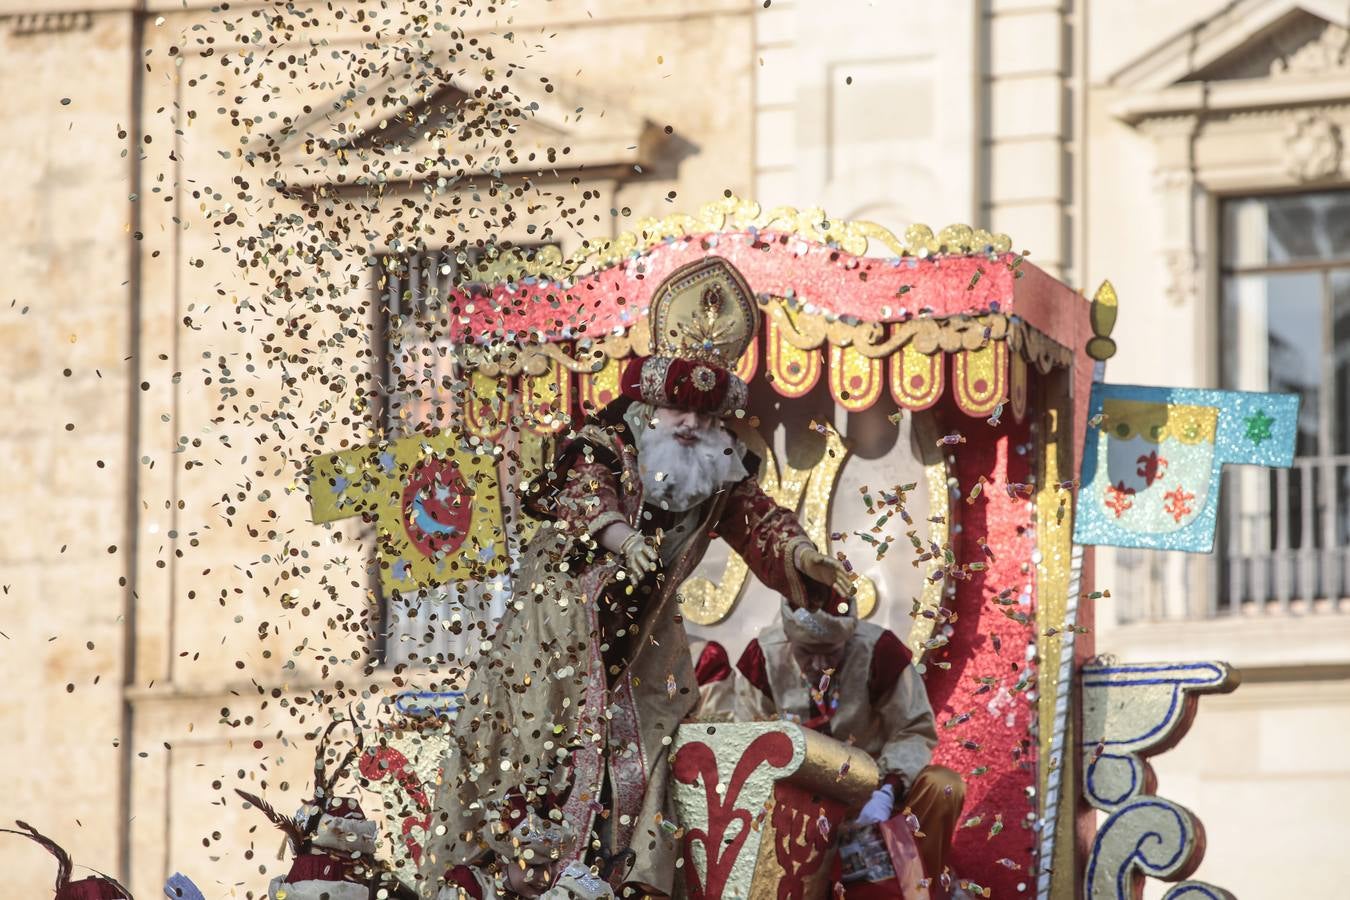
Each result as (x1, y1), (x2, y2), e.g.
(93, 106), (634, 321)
(1339, 457), (1350, 548)
(1332, 274), (1350, 554)
(1332, 271), (1350, 457)
(1221, 271), (1323, 456)
(1222, 191), (1350, 269)
(1218, 193), (1350, 606)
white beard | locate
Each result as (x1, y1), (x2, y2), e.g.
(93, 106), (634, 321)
(628, 404), (749, 512)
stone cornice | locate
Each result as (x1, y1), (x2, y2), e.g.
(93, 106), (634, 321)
(0, 0), (137, 13)
(1, 10), (92, 33)
(1113, 73), (1350, 125)
(1102, 613), (1350, 671)
(0, 0), (747, 20)
(0, 0), (269, 11)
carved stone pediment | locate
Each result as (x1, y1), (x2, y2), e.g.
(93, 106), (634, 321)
(1184, 9), (1350, 82)
(1110, 0), (1350, 123)
(252, 55), (666, 190)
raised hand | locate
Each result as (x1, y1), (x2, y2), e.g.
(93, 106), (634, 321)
(795, 546), (854, 601)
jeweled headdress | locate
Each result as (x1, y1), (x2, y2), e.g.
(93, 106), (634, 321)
(620, 258), (759, 415)
(648, 257), (759, 366)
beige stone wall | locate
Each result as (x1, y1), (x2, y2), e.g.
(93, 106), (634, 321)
(0, 11), (136, 898)
(1140, 676), (1350, 897)
(984, 0), (1073, 280)
(1083, 2), (1350, 896)
(129, 1), (758, 893)
(751, 0), (979, 236)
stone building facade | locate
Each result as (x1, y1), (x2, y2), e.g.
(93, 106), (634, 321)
(2, 1), (1347, 897)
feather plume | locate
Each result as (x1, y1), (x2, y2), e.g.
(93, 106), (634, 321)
(234, 789), (304, 855)
(3, 820), (74, 889)
(323, 730), (364, 800)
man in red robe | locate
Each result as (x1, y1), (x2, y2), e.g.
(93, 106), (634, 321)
(735, 601), (966, 893)
(422, 258), (851, 900)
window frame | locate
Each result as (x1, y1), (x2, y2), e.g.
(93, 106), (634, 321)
(1215, 188), (1350, 610)
(368, 242), (559, 667)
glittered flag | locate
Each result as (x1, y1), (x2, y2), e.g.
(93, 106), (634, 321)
(1074, 384), (1299, 552)
(307, 430), (506, 593)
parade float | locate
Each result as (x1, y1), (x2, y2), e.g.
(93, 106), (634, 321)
(290, 196), (1296, 900)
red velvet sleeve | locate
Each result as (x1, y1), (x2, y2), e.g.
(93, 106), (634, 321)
(444, 866), (484, 900)
(870, 629), (919, 794)
(867, 629), (914, 706)
(717, 476), (831, 610)
(735, 638), (773, 699)
(552, 458), (628, 539)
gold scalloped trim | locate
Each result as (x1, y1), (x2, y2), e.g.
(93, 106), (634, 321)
(469, 195), (1014, 284)
(461, 305), (1072, 378)
(454, 196), (1065, 378)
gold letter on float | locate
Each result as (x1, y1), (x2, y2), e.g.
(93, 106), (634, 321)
(680, 427), (850, 625)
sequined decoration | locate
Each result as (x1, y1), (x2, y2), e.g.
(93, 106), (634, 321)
(828, 343), (884, 411)
(1080, 662), (1239, 900)
(906, 413), (952, 650)
(486, 195), (1011, 281)
(1075, 384), (1300, 552)
(1010, 351), (1028, 423)
(308, 433), (506, 593)
(462, 368), (511, 441)
(735, 334), (760, 385)
(668, 722), (878, 900)
(889, 344), (944, 410)
(766, 308), (822, 398)
(1033, 403), (1080, 900)
(580, 356), (625, 414)
(953, 342), (1008, 417)
(800, 428), (884, 621)
(521, 356), (570, 435)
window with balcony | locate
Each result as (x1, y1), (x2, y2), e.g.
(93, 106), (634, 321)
(373, 247), (491, 668)
(1218, 190), (1350, 614)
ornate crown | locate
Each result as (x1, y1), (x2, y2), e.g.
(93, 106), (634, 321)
(648, 257), (760, 367)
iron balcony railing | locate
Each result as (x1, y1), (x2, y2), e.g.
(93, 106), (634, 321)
(1112, 456), (1350, 622)
(1218, 454), (1350, 615)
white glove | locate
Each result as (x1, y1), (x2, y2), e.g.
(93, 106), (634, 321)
(854, 784), (896, 826)
(619, 531), (659, 577)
